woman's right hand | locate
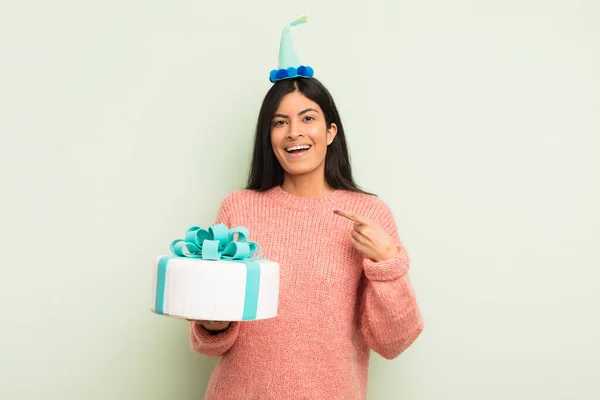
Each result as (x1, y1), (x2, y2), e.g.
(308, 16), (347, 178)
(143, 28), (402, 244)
(187, 319), (231, 332)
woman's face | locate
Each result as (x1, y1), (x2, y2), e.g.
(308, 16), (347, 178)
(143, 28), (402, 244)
(270, 91), (337, 178)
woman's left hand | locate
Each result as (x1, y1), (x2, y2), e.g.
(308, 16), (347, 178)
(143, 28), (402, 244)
(335, 209), (399, 262)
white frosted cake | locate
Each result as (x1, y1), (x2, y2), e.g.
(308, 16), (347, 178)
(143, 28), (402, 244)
(151, 224), (280, 321)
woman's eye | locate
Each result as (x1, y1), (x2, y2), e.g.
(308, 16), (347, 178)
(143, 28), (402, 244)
(304, 116), (315, 122)
(273, 120), (285, 127)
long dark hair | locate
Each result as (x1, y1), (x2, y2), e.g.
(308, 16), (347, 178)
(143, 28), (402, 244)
(246, 78), (371, 194)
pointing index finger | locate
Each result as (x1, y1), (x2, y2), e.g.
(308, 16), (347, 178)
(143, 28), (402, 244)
(334, 209), (370, 224)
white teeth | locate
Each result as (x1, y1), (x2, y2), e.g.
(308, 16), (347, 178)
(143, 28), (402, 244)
(286, 145), (311, 152)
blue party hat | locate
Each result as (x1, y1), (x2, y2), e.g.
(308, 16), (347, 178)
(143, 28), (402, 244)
(269, 14), (315, 83)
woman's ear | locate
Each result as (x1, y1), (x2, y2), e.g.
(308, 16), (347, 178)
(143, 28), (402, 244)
(326, 123), (338, 145)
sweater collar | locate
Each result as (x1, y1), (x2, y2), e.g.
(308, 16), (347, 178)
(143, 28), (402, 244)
(265, 186), (346, 211)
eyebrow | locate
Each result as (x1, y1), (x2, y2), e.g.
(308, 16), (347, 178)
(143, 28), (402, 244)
(273, 108), (319, 119)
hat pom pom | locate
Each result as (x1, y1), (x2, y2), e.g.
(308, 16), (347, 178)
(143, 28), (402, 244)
(287, 67), (297, 77)
(296, 65), (314, 78)
(276, 69), (288, 80)
(269, 69), (278, 83)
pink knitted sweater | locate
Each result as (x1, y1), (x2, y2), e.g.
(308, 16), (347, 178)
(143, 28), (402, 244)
(189, 186), (423, 399)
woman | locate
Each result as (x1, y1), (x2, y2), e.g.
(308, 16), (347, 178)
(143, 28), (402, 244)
(189, 77), (424, 399)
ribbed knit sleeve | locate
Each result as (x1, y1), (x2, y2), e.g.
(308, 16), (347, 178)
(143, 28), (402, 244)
(188, 194), (241, 356)
(190, 321), (241, 356)
(359, 201), (424, 359)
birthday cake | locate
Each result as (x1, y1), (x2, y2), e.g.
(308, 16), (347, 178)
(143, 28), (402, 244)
(151, 224), (280, 321)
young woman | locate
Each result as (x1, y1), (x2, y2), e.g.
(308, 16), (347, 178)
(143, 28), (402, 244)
(188, 77), (424, 399)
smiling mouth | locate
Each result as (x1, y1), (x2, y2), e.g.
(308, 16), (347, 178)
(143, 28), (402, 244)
(285, 145), (312, 153)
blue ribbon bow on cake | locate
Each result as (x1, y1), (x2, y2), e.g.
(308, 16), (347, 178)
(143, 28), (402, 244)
(170, 224), (262, 261)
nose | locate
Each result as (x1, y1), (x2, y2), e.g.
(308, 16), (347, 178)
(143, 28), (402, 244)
(286, 121), (304, 139)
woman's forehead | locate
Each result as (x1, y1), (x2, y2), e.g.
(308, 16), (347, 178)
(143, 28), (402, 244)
(276, 92), (320, 113)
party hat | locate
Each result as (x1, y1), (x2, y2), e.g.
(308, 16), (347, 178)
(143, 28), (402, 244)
(269, 14), (314, 83)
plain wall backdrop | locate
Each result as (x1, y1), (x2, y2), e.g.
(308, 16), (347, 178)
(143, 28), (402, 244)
(1, 1), (599, 399)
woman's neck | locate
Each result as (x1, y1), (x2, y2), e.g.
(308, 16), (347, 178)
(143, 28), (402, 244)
(281, 174), (333, 198)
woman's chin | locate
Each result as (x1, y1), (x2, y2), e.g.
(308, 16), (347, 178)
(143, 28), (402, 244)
(283, 164), (319, 177)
